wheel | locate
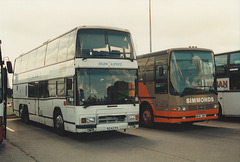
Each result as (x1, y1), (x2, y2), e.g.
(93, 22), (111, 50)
(21, 107), (29, 124)
(140, 104), (154, 127)
(218, 103), (223, 119)
(54, 111), (65, 136)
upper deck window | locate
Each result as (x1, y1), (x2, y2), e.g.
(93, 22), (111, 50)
(76, 29), (135, 59)
(230, 52), (240, 69)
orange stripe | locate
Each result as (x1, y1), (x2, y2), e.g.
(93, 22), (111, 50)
(154, 109), (219, 117)
(154, 109), (219, 123)
(154, 116), (218, 123)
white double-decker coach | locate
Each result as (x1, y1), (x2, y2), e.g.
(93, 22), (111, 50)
(13, 26), (139, 134)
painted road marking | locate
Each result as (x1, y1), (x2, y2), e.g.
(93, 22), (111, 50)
(6, 127), (15, 132)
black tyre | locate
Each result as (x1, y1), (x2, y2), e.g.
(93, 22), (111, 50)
(54, 111), (65, 136)
(140, 104), (154, 127)
(218, 103), (223, 119)
(21, 107), (29, 124)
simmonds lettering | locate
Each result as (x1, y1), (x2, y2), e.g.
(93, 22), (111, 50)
(186, 97), (214, 104)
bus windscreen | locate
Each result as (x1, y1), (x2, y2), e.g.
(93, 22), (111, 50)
(77, 69), (137, 106)
(76, 29), (134, 59)
(170, 50), (215, 96)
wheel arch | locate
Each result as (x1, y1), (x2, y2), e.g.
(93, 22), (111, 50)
(140, 101), (152, 110)
(218, 101), (223, 116)
(53, 107), (62, 119)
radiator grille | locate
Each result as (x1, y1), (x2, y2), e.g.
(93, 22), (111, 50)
(98, 115), (126, 124)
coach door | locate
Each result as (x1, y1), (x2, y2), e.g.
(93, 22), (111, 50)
(28, 82), (37, 115)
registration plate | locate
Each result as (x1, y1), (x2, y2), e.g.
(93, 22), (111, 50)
(196, 114), (207, 118)
(106, 127), (119, 131)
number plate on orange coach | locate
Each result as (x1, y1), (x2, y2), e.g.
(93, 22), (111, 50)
(196, 114), (207, 118)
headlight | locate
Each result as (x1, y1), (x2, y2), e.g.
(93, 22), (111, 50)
(171, 106), (186, 111)
(81, 117), (96, 124)
(128, 115), (139, 121)
(214, 104), (219, 109)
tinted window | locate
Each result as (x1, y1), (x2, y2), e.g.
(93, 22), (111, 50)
(230, 52), (240, 69)
(146, 57), (155, 82)
(28, 82), (37, 97)
(39, 81), (49, 98)
(155, 54), (168, 93)
(137, 57), (148, 82)
(215, 54), (228, 77)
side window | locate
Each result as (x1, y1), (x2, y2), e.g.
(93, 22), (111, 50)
(28, 82), (37, 98)
(39, 81), (49, 98)
(145, 57), (155, 82)
(48, 80), (57, 97)
(36, 46), (46, 68)
(66, 78), (74, 105)
(57, 78), (65, 96)
(15, 58), (22, 74)
(58, 34), (69, 62)
(26, 50), (37, 71)
(230, 74), (240, 91)
(67, 30), (77, 60)
(45, 39), (60, 66)
(230, 52), (240, 69)
(155, 54), (168, 93)
(137, 58), (148, 82)
(229, 52), (240, 91)
(21, 54), (29, 73)
(215, 54), (228, 77)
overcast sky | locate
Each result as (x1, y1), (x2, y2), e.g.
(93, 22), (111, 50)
(1, 0), (240, 63)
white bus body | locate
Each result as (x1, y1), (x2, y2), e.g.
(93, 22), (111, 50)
(215, 50), (240, 116)
(13, 26), (139, 134)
